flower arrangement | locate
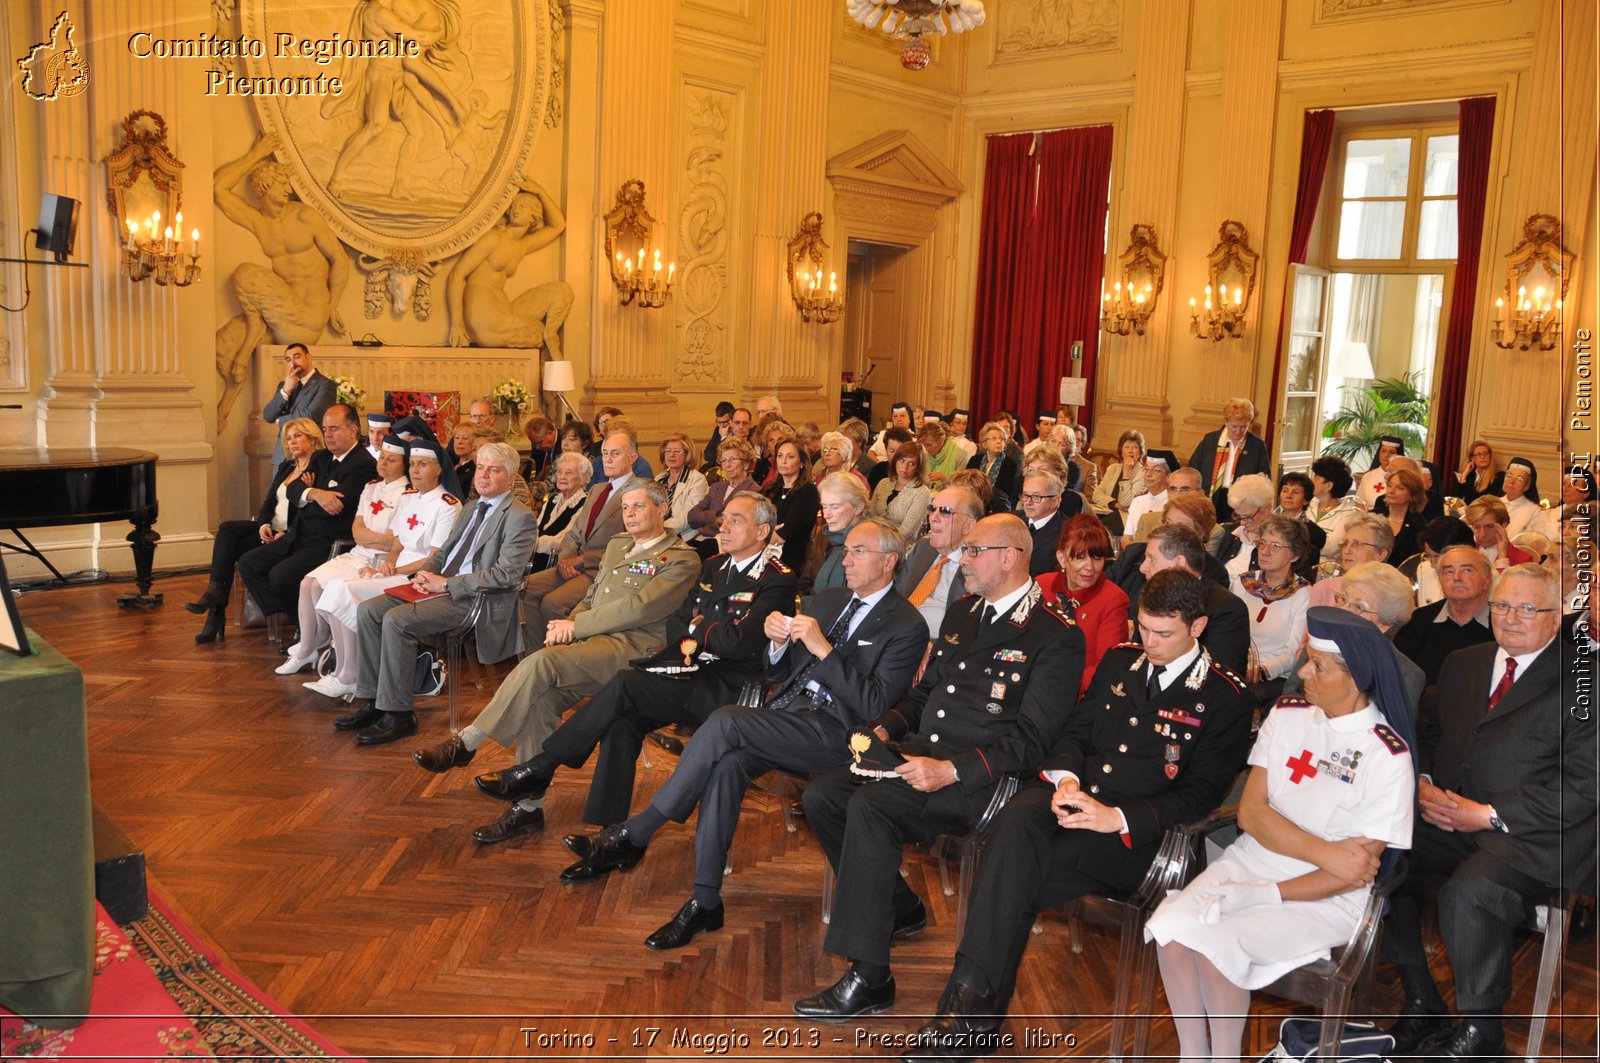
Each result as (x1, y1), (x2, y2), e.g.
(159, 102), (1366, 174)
(333, 375), (366, 408)
(492, 378), (534, 415)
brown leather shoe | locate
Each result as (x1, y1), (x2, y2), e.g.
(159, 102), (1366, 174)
(472, 805), (545, 844)
(413, 735), (475, 773)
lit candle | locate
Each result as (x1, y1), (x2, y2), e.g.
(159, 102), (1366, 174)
(828, 271), (837, 293)
(190, 228), (199, 256)
(164, 225), (173, 252)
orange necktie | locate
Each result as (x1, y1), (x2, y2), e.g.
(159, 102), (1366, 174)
(909, 554), (949, 607)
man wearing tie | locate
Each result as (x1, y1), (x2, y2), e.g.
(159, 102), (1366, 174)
(521, 428), (646, 645)
(792, 514), (1087, 1022)
(897, 486), (983, 640)
(337, 443), (536, 746)
(1383, 563), (1597, 1061)
(558, 518), (927, 951)
(262, 343), (337, 466)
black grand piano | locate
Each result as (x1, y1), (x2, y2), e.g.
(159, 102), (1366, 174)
(0, 447), (162, 608)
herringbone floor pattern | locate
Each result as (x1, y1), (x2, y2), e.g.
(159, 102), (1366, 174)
(17, 574), (1598, 1060)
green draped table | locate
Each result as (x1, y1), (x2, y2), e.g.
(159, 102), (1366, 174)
(0, 628), (93, 1027)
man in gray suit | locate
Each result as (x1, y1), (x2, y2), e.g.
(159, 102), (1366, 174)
(336, 442), (536, 746)
(896, 486), (981, 639)
(522, 427), (645, 645)
(262, 343), (337, 465)
(1384, 563), (1597, 1061)
(557, 518), (928, 953)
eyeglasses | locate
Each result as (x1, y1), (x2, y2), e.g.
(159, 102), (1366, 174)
(820, 445), (843, 454)
(1255, 540), (1291, 553)
(960, 543), (1020, 558)
(1333, 593), (1378, 616)
(842, 546), (890, 558)
(1019, 492), (1060, 503)
(927, 504), (961, 517)
(1343, 539), (1383, 552)
(1487, 600), (1558, 619)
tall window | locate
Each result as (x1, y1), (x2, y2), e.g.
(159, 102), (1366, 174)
(1334, 127), (1459, 265)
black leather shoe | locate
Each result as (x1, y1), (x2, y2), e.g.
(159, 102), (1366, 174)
(355, 711), (418, 745)
(558, 826), (645, 882)
(1387, 999), (1452, 1055)
(893, 898), (928, 940)
(644, 898), (725, 950)
(472, 805), (545, 844)
(194, 606), (226, 644)
(902, 982), (1002, 1062)
(1432, 1020), (1505, 1061)
(333, 702), (383, 731)
(793, 966), (895, 1022)
(414, 735), (475, 773)
(474, 762), (551, 801)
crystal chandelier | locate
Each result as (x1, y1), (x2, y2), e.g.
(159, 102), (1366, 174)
(845, 0), (986, 70)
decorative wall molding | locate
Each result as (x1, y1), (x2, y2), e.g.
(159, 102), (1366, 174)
(0, 3), (26, 392)
(1314, 0), (1509, 25)
(546, 0), (566, 129)
(238, 0), (551, 262)
(992, 0), (1122, 61)
(827, 130), (964, 216)
(674, 88), (735, 384)
(1276, 39), (1532, 89)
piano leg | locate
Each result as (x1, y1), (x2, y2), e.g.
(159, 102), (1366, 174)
(117, 518), (163, 609)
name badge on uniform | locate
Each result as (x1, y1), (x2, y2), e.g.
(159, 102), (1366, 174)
(728, 591), (754, 603)
(627, 561), (659, 576)
(995, 649), (1027, 663)
(990, 682), (1007, 699)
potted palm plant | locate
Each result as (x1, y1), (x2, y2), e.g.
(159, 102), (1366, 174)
(1320, 373), (1430, 469)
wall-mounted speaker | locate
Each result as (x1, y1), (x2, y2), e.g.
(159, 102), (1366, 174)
(34, 193), (80, 263)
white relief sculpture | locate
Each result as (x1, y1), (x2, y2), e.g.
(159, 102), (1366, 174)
(676, 94), (731, 383)
(360, 252), (436, 321)
(446, 182), (573, 357)
(213, 135), (350, 433)
(320, 0), (474, 199)
(995, 0), (1120, 55)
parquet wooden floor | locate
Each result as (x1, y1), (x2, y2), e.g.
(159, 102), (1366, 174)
(17, 573), (1599, 1060)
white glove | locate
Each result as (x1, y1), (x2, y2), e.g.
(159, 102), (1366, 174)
(1197, 881), (1280, 924)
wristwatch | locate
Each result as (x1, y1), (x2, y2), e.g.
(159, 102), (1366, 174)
(1487, 806), (1508, 833)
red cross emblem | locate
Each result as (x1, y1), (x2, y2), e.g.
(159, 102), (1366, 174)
(369, 500), (386, 516)
(1286, 749), (1317, 784)
(407, 514), (421, 530)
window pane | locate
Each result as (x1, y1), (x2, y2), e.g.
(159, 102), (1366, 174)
(1281, 396), (1318, 454)
(1417, 200), (1458, 259)
(1337, 200), (1405, 259)
(1292, 272), (1326, 333)
(1287, 334), (1322, 393)
(1424, 135), (1459, 196)
(1342, 138), (1411, 198)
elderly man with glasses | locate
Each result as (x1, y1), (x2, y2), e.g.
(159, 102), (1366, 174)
(1383, 563), (1597, 1062)
(1019, 471), (1083, 578)
(792, 514), (1086, 1022)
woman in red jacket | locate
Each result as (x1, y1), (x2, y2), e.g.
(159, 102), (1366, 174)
(1036, 514), (1132, 696)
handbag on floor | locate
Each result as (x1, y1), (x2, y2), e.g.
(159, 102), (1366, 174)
(1257, 1017), (1394, 1062)
(414, 648), (445, 696)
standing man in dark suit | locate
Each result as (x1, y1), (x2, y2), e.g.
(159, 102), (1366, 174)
(522, 427), (646, 645)
(239, 402), (376, 617)
(1126, 525), (1250, 672)
(559, 518), (928, 951)
(1187, 397), (1270, 521)
(337, 443), (536, 746)
(420, 491), (798, 829)
(262, 343), (337, 465)
(792, 514), (1086, 1021)
(903, 571), (1255, 1059)
(897, 486), (983, 640)
(1019, 471), (1081, 578)
(1383, 563), (1597, 1061)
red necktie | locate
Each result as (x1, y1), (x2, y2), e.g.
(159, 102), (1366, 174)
(1487, 657), (1517, 711)
(584, 482), (612, 538)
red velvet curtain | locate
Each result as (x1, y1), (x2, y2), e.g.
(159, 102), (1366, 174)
(968, 126), (1114, 428)
(1264, 109), (1336, 453)
(1432, 96), (1497, 470)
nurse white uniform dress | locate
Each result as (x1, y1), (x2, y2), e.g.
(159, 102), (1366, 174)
(303, 476), (410, 587)
(1144, 698), (1414, 988)
(316, 486), (462, 629)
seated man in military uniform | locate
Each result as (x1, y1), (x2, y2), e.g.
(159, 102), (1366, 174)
(420, 492), (797, 830)
(791, 513), (1087, 1023)
(898, 569), (1256, 1062)
(408, 479), (699, 844)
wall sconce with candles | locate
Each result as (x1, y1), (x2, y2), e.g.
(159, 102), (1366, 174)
(786, 211), (844, 324)
(1492, 213), (1573, 351)
(102, 110), (200, 287)
(1189, 220), (1257, 342)
(602, 178), (674, 309)
(1100, 223), (1166, 336)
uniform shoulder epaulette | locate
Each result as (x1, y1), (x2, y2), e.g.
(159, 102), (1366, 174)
(1271, 693), (1311, 709)
(441, 492), (460, 505)
(1110, 641), (1142, 651)
(402, 486), (418, 495)
(706, 550), (729, 562)
(1040, 598), (1078, 625)
(1372, 722), (1409, 755)
(766, 558), (792, 574)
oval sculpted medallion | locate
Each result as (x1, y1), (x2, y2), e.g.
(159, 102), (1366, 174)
(238, 0), (549, 261)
